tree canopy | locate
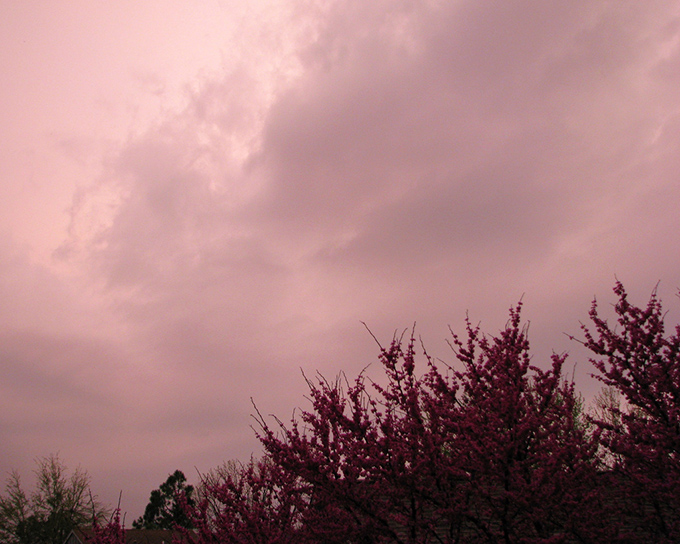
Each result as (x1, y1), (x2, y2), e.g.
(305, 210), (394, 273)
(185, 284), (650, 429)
(0, 455), (105, 544)
(133, 470), (195, 530)
(11, 282), (680, 544)
(581, 281), (680, 541)
(182, 282), (680, 543)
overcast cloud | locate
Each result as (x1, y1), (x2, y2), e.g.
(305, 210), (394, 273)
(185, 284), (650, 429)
(1, 0), (679, 517)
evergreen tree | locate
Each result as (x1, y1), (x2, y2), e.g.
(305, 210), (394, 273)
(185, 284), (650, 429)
(133, 470), (194, 530)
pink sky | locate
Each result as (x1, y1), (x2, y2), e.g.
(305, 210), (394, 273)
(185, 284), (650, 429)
(1, 0), (680, 519)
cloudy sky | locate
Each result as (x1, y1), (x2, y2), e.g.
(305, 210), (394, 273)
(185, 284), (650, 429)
(1, 0), (679, 518)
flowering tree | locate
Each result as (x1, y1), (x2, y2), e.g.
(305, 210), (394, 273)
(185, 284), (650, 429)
(255, 351), (438, 543)
(88, 509), (125, 544)
(582, 281), (680, 541)
(182, 457), (306, 544)
(441, 306), (608, 543)
(248, 304), (606, 543)
(188, 286), (680, 542)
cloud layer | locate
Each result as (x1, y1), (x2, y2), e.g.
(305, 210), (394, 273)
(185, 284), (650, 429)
(1, 0), (679, 517)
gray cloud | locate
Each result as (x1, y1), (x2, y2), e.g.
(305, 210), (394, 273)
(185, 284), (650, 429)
(2, 0), (679, 518)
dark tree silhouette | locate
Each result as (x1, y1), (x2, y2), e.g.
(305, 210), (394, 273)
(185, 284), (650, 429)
(133, 470), (194, 530)
(0, 455), (105, 544)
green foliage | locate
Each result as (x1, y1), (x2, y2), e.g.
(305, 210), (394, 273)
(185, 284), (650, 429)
(133, 470), (194, 530)
(0, 455), (104, 544)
